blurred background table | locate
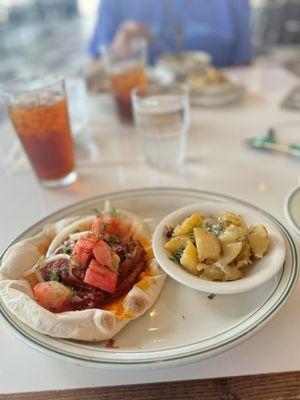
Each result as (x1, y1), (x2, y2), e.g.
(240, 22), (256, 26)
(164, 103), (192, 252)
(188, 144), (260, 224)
(1, 63), (300, 395)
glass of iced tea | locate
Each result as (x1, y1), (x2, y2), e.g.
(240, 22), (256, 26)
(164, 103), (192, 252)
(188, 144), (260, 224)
(102, 40), (147, 123)
(1, 75), (77, 187)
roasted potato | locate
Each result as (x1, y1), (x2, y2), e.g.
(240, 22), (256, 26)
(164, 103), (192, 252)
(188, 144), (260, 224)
(173, 214), (202, 236)
(180, 241), (198, 274)
(248, 225), (269, 258)
(219, 241), (243, 264)
(194, 227), (221, 261)
(165, 236), (189, 253)
(165, 210), (269, 282)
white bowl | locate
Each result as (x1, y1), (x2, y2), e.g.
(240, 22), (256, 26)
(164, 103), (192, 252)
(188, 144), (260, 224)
(152, 202), (286, 294)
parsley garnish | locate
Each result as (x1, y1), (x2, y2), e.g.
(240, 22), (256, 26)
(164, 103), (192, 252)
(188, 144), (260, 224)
(93, 208), (101, 217)
(62, 245), (70, 254)
(50, 268), (59, 282)
(109, 235), (120, 244)
(71, 287), (77, 296)
(36, 255), (45, 269)
(206, 222), (224, 237)
(172, 247), (184, 263)
(208, 293), (216, 300)
(109, 207), (118, 217)
(103, 222), (109, 230)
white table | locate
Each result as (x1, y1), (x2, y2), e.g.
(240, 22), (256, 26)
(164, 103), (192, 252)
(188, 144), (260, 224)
(1, 63), (300, 394)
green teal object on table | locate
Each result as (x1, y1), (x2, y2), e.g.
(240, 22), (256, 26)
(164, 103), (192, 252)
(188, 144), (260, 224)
(245, 137), (300, 158)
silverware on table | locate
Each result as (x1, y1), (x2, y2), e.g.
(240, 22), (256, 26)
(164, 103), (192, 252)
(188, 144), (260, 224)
(245, 128), (300, 158)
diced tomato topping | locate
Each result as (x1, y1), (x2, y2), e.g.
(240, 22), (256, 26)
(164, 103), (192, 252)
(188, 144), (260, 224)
(92, 214), (130, 238)
(84, 259), (117, 293)
(74, 237), (98, 254)
(73, 236), (99, 266)
(93, 240), (112, 268)
(34, 281), (72, 311)
(73, 251), (90, 266)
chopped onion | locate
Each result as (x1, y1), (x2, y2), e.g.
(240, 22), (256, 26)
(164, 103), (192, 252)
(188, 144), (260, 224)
(34, 269), (45, 283)
(22, 266), (37, 278)
(23, 254), (70, 281)
(104, 200), (111, 212)
(70, 295), (83, 303)
(69, 231), (91, 241)
(46, 254), (70, 262)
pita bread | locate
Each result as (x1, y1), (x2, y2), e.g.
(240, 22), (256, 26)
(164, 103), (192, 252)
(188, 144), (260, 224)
(0, 210), (166, 341)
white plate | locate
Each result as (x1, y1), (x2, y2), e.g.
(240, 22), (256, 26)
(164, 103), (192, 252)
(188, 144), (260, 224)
(157, 51), (211, 77)
(0, 188), (298, 369)
(153, 202), (286, 294)
(189, 81), (234, 96)
(285, 185), (300, 236)
(191, 83), (245, 107)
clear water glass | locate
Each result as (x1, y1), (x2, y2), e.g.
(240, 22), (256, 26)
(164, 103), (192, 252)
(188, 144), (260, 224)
(132, 84), (189, 170)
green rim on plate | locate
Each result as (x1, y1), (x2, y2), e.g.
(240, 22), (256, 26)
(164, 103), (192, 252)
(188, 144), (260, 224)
(0, 188), (298, 368)
(285, 186), (300, 236)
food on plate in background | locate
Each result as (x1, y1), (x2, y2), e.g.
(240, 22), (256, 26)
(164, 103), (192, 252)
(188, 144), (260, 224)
(157, 51), (211, 80)
(187, 67), (245, 106)
(188, 67), (230, 90)
(164, 210), (269, 281)
(0, 205), (166, 341)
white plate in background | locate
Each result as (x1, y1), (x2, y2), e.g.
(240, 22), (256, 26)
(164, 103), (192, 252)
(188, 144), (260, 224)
(285, 186), (300, 236)
(190, 83), (246, 107)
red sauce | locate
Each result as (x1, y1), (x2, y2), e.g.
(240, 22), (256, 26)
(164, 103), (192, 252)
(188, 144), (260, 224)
(105, 339), (119, 349)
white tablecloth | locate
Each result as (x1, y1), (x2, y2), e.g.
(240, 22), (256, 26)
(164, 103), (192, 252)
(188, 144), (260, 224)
(1, 64), (300, 394)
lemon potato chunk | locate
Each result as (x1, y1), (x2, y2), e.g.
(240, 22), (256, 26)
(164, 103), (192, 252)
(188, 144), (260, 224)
(219, 225), (246, 244)
(180, 241), (198, 274)
(219, 242), (243, 264)
(200, 264), (225, 281)
(219, 211), (247, 229)
(194, 227), (221, 261)
(173, 214), (202, 236)
(214, 261), (244, 281)
(248, 225), (269, 258)
(196, 263), (207, 273)
(164, 236), (189, 253)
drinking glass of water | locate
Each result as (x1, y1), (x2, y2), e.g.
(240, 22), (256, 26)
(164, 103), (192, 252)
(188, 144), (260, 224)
(131, 84), (189, 170)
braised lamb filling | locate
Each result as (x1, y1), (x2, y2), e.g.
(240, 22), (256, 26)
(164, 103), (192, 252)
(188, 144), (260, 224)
(39, 237), (147, 312)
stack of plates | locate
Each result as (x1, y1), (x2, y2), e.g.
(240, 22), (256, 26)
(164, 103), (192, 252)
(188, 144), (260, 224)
(190, 82), (245, 107)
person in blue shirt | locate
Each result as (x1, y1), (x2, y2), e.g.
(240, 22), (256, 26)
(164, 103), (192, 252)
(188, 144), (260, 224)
(89, 0), (252, 67)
